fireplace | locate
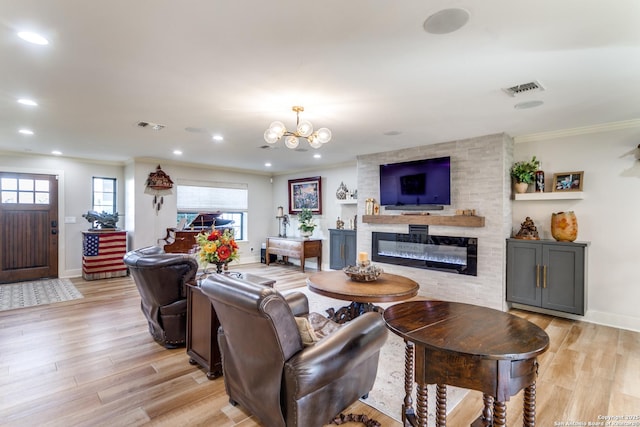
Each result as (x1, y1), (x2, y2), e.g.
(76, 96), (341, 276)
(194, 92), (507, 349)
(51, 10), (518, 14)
(372, 231), (477, 276)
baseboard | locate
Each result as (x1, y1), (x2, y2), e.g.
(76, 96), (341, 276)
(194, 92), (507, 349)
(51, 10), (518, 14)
(510, 303), (640, 333)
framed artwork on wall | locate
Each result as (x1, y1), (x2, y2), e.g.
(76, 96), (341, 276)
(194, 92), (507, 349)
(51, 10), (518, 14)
(552, 171), (584, 192)
(288, 176), (322, 214)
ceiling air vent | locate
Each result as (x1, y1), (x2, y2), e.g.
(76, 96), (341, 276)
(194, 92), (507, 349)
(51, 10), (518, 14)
(136, 121), (165, 130)
(502, 81), (545, 97)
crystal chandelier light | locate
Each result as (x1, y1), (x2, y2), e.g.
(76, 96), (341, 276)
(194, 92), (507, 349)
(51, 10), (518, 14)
(264, 106), (332, 149)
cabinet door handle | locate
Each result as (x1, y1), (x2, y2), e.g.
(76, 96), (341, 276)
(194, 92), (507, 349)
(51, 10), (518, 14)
(543, 265), (548, 288)
(536, 265), (540, 288)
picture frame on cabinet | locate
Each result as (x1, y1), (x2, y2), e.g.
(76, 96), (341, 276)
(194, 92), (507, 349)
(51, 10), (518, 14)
(288, 176), (322, 214)
(552, 171), (584, 192)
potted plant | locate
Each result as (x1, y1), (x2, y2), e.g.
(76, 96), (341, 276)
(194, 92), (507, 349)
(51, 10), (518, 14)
(297, 208), (316, 238)
(510, 156), (540, 193)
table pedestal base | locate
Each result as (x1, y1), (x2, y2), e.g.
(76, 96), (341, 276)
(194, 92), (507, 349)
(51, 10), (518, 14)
(325, 302), (384, 324)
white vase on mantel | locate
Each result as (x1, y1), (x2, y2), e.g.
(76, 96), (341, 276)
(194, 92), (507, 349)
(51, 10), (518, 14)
(300, 230), (313, 239)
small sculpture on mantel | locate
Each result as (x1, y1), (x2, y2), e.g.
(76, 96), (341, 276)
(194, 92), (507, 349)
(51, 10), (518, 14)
(514, 217), (540, 240)
(336, 216), (345, 230)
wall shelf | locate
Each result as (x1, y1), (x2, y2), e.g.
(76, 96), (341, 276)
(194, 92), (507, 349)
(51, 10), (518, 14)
(362, 214), (485, 227)
(514, 192), (584, 201)
(336, 199), (357, 205)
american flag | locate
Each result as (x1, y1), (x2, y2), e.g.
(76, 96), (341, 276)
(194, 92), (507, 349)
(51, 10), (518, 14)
(82, 231), (127, 275)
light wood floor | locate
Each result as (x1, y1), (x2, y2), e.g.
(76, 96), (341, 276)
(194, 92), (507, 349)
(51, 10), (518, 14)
(1, 264), (639, 426)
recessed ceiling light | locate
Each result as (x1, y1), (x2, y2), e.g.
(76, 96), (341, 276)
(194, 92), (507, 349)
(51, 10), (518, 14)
(313, 154), (321, 159)
(17, 98), (38, 106)
(17, 31), (49, 45)
(19, 129), (34, 135)
(265, 163), (272, 167)
(212, 135), (224, 141)
(514, 100), (544, 110)
(173, 150), (183, 155)
(51, 150), (62, 156)
(423, 8), (470, 34)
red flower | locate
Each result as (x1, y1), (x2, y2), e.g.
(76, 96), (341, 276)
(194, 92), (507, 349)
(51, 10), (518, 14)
(217, 245), (231, 261)
(207, 230), (221, 241)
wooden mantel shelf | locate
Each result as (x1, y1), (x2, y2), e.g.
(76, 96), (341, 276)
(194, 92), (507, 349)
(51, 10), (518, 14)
(362, 214), (485, 227)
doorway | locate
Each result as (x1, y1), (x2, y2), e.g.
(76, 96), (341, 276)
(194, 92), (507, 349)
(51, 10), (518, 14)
(0, 172), (59, 283)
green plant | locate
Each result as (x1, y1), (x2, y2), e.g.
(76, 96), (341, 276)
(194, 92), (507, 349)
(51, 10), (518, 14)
(510, 156), (540, 184)
(297, 208), (316, 232)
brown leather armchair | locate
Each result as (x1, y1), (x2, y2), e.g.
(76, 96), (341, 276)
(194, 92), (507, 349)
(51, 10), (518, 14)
(123, 246), (198, 348)
(200, 274), (388, 427)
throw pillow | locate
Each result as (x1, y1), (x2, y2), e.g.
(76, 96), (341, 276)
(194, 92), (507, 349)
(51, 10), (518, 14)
(295, 316), (319, 346)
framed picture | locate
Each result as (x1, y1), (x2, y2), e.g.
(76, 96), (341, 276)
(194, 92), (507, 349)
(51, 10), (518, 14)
(288, 176), (322, 214)
(552, 171), (584, 192)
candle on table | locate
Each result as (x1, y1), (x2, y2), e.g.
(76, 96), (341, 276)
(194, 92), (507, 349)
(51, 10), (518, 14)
(358, 252), (368, 262)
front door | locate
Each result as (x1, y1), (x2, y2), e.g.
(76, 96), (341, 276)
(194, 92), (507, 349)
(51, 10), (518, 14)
(0, 172), (59, 283)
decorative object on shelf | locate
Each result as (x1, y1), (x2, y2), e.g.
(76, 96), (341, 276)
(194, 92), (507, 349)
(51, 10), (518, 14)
(276, 205), (289, 238)
(336, 216), (344, 230)
(297, 208), (316, 238)
(289, 176), (322, 214)
(551, 211), (578, 242)
(510, 156), (540, 193)
(535, 168), (545, 192)
(144, 164), (173, 213)
(552, 171), (584, 192)
(351, 189), (358, 199)
(514, 217), (540, 240)
(343, 252), (383, 282)
(365, 198), (375, 215)
(82, 210), (119, 229)
(195, 228), (239, 271)
(336, 181), (348, 200)
(263, 106), (332, 149)
(455, 209), (477, 216)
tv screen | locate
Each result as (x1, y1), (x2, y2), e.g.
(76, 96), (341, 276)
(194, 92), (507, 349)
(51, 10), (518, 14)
(379, 156), (451, 207)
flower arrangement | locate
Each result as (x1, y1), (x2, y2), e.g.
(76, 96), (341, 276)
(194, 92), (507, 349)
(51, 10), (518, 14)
(297, 208), (316, 233)
(195, 228), (239, 265)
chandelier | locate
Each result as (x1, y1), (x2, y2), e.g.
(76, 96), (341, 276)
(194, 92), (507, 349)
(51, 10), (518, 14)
(264, 106), (332, 149)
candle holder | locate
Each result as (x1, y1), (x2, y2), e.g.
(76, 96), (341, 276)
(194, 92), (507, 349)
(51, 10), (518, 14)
(277, 214), (289, 238)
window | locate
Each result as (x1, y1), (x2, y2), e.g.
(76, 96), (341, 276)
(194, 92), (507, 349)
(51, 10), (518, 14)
(1, 176), (50, 204)
(176, 182), (248, 241)
(92, 177), (116, 213)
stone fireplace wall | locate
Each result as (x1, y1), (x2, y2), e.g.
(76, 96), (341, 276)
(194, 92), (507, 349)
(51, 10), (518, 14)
(356, 133), (514, 310)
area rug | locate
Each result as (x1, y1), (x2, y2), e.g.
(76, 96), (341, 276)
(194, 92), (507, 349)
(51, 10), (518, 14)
(290, 287), (469, 425)
(0, 278), (83, 311)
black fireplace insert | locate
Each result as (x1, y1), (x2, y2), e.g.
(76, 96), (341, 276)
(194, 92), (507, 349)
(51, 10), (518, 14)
(372, 231), (477, 276)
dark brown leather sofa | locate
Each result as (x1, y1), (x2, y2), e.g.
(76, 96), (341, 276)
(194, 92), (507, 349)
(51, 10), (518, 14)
(200, 274), (388, 427)
(123, 246), (198, 348)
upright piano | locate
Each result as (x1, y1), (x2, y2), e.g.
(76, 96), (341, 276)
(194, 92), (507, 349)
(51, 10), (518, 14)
(162, 212), (234, 253)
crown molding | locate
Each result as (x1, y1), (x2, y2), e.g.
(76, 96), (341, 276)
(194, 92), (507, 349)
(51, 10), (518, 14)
(514, 119), (640, 143)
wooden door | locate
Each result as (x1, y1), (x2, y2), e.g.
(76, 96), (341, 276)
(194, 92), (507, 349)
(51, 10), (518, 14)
(0, 173), (59, 283)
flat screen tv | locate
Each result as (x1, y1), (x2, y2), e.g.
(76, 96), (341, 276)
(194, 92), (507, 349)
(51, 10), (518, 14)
(379, 156), (451, 207)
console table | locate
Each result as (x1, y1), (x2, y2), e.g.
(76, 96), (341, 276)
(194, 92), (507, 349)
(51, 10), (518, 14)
(186, 272), (275, 379)
(265, 237), (322, 273)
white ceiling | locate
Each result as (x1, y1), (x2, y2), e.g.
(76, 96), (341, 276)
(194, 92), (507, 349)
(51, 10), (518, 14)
(1, 0), (639, 173)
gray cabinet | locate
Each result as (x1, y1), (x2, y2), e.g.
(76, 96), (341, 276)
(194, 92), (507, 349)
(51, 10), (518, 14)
(506, 239), (586, 315)
(329, 229), (357, 269)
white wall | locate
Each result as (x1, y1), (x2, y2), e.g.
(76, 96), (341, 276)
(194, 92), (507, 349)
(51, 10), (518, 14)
(513, 125), (640, 331)
(271, 162), (358, 270)
(127, 161), (274, 265)
(0, 154), (273, 276)
(1, 152), (125, 277)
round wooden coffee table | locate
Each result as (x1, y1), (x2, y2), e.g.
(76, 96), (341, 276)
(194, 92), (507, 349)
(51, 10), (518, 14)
(306, 270), (419, 323)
